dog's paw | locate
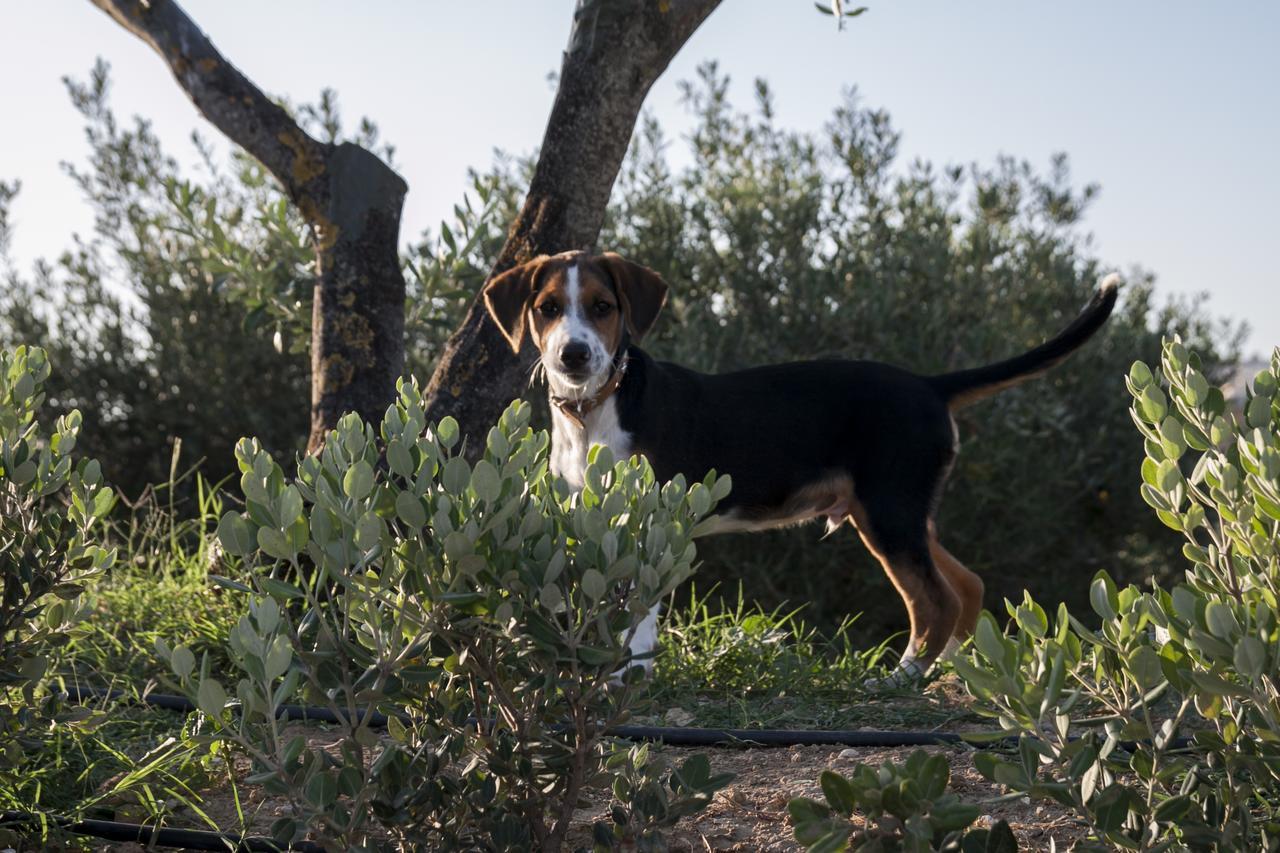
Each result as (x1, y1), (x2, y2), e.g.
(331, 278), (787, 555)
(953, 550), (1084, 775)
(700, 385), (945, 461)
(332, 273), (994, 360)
(862, 658), (927, 691)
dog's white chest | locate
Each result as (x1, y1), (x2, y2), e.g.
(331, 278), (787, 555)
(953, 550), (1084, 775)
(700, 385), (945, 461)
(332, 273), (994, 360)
(550, 397), (633, 489)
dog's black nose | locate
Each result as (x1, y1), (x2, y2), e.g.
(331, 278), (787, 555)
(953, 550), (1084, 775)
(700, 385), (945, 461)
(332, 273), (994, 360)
(560, 342), (591, 371)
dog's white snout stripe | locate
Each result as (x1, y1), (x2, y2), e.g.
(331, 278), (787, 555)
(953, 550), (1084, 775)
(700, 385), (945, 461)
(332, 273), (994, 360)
(542, 262), (612, 399)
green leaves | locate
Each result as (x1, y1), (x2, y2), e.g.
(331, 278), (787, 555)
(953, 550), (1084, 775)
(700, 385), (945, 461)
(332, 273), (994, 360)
(171, 646), (196, 680)
(1, 345), (116, 769)
(819, 770), (857, 817)
(792, 751), (985, 851)
(168, 388), (733, 851)
(471, 459), (501, 503)
(947, 341), (1280, 853)
(1088, 573), (1118, 620)
(581, 568), (607, 601)
(196, 677), (227, 718)
(394, 490), (426, 529)
(343, 460), (375, 501)
(602, 746), (734, 847)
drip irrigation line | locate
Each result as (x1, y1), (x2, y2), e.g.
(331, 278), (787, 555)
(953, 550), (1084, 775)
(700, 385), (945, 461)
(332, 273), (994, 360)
(66, 685), (992, 747)
(66, 685), (1194, 750)
(67, 685), (399, 728)
(0, 810), (323, 852)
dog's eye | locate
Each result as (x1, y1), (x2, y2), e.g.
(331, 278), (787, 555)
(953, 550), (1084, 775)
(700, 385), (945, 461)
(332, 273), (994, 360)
(537, 302), (561, 319)
(592, 301), (614, 317)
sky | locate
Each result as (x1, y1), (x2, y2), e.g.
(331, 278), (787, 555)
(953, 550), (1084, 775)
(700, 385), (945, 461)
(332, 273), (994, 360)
(2, 1), (1277, 355)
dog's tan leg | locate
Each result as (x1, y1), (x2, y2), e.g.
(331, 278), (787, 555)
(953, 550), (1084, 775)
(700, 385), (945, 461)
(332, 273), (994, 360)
(877, 549), (960, 674)
(928, 535), (984, 642)
(850, 505), (960, 686)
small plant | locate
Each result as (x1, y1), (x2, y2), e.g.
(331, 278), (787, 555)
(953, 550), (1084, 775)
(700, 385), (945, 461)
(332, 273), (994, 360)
(159, 383), (731, 851)
(0, 345), (116, 796)
(951, 341), (1280, 851)
(594, 743), (734, 851)
(788, 750), (1015, 852)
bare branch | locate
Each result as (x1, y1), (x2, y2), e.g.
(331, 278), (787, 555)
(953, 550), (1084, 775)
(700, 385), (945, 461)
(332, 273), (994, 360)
(88, 0), (330, 209)
(92, 0), (409, 451)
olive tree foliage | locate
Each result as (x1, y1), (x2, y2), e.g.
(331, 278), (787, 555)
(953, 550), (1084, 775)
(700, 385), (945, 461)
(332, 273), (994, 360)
(0, 346), (116, 801)
(0, 63), (511, 499)
(788, 750), (1017, 852)
(951, 342), (1280, 851)
(0, 66), (397, 498)
(159, 390), (730, 851)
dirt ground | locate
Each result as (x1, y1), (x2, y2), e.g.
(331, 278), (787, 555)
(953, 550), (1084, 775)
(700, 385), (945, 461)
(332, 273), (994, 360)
(90, 725), (1085, 852)
(565, 743), (1083, 852)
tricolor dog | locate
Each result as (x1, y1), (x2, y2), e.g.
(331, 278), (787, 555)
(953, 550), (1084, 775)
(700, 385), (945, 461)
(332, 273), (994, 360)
(483, 251), (1118, 685)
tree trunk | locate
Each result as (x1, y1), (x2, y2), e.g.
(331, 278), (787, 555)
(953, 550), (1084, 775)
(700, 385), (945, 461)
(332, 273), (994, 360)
(308, 144), (407, 452)
(423, 0), (722, 441)
(89, 0), (407, 452)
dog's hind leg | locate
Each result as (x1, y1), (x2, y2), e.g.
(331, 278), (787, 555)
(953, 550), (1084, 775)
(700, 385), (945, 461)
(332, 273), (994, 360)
(850, 496), (960, 688)
(927, 532), (984, 652)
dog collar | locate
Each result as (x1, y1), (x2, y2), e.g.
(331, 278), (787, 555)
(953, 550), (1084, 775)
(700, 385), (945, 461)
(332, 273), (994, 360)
(551, 353), (629, 429)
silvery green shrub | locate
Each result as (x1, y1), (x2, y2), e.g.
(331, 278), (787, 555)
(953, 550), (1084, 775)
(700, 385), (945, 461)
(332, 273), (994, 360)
(595, 744), (734, 851)
(787, 750), (1015, 853)
(0, 345), (116, 785)
(951, 341), (1280, 851)
(159, 382), (729, 851)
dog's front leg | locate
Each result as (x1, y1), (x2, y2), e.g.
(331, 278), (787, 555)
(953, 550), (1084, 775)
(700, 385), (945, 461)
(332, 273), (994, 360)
(612, 602), (661, 683)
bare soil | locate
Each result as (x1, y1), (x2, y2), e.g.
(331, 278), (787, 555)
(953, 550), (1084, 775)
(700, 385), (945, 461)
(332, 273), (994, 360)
(565, 743), (1083, 851)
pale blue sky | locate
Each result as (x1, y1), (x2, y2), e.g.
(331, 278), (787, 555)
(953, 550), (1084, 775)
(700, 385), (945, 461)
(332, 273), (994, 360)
(2, 1), (1276, 353)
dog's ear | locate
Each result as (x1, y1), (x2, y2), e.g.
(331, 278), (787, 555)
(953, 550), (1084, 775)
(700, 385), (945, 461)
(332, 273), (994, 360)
(596, 253), (669, 341)
(483, 258), (544, 353)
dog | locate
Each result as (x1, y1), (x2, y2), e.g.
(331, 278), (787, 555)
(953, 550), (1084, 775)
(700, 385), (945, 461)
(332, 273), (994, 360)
(483, 250), (1118, 685)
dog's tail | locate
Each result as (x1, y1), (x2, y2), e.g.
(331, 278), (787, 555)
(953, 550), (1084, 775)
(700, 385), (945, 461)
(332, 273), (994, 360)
(928, 274), (1120, 409)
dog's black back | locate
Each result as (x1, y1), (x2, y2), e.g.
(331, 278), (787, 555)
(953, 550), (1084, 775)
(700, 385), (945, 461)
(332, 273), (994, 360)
(617, 351), (956, 525)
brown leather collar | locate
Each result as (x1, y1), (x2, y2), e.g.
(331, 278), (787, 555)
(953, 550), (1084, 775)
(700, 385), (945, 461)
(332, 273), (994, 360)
(550, 355), (629, 429)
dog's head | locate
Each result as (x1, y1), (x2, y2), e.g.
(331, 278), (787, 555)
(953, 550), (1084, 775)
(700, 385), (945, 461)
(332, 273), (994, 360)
(482, 251), (669, 399)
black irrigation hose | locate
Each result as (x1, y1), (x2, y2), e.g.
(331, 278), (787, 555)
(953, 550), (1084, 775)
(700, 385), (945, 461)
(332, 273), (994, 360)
(608, 724), (972, 747)
(0, 810), (324, 852)
(67, 686), (399, 729)
(66, 685), (984, 747)
(70, 685), (1200, 751)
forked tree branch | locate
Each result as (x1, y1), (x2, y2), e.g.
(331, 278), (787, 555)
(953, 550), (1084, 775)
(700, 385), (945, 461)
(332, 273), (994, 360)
(90, 0), (331, 212)
(92, 0), (409, 452)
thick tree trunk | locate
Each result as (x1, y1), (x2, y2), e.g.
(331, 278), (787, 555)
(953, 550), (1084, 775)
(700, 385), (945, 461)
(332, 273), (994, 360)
(90, 0), (407, 452)
(423, 0), (722, 441)
(308, 144), (407, 452)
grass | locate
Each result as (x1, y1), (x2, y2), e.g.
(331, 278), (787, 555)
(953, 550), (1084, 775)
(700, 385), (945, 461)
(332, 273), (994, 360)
(643, 585), (978, 732)
(67, 470), (243, 684)
(4, 469), (243, 827)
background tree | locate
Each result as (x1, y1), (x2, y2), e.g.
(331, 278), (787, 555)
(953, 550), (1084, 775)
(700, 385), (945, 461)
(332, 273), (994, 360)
(0, 66), (314, 495)
(1, 65), (1240, 638)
